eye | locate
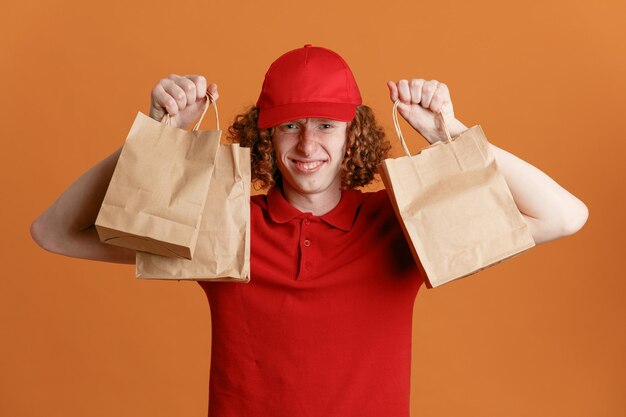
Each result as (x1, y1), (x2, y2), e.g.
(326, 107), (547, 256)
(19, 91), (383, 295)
(319, 123), (335, 130)
(280, 123), (298, 130)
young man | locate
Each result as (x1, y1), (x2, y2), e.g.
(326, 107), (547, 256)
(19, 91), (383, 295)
(31, 45), (588, 416)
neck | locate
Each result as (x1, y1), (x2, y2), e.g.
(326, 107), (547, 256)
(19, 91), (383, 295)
(281, 183), (342, 216)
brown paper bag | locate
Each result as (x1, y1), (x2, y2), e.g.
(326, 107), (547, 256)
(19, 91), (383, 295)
(95, 95), (220, 260)
(378, 101), (535, 288)
(135, 142), (251, 282)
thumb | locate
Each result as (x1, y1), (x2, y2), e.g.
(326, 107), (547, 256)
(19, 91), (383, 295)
(387, 81), (398, 102)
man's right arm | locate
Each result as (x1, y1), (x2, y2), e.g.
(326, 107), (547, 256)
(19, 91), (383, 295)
(30, 74), (218, 264)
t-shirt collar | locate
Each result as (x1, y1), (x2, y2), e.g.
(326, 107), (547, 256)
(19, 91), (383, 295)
(267, 187), (363, 231)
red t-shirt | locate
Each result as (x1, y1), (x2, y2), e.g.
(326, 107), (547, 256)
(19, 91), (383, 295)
(199, 187), (423, 417)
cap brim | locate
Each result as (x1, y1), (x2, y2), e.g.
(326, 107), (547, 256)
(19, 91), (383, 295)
(257, 102), (357, 129)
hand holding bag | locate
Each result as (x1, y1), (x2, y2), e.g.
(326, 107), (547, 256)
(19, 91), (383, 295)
(95, 95), (220, 259)
(378, 101), (535, 288)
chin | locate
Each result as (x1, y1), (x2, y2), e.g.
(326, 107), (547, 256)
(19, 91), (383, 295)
(284, 177), (340, 196)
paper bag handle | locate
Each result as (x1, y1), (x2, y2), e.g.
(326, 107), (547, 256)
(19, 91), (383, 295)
(161, 92), (220, 131)
(392, 100), (452, 157)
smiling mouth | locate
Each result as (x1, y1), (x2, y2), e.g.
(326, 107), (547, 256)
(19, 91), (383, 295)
(291, 159), (326, 173)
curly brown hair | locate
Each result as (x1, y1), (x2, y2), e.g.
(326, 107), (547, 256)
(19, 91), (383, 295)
(227, 105), (391, 190)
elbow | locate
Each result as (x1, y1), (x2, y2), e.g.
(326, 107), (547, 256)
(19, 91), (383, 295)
(30, 217), (48, 251)
(544, 200), (589, 241)
(560, 200), (589, 236)
(30, 216), (62, 254)
(529, 200), (589, 245)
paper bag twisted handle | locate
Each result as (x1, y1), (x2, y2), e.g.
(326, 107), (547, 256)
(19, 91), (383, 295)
(392, 100), (452, 157)
(161, 92), (219, 131)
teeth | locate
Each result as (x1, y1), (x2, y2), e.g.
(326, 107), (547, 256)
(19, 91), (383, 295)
(296, 161), (323, 170)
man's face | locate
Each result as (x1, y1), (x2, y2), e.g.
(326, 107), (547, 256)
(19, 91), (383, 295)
(272, 118), (348, 199)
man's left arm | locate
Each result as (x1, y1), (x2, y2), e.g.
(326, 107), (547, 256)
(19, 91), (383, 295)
(388, 79), (589, 245)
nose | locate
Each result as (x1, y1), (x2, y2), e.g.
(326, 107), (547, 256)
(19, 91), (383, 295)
(296, 127), (319, 156)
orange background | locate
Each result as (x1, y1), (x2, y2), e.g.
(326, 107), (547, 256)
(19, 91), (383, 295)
(1, 0), (625, 416)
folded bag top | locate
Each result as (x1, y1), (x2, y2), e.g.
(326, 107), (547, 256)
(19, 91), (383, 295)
(95, 94), (221, 260)
(378, 101), (535, 288)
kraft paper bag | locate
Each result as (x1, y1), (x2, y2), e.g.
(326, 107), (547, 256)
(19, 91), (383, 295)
(135, 142), (251, 282)
(378, 101), (535, 288)
(95, 95), (220, 260)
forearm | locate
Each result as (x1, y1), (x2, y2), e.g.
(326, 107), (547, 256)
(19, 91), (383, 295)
(31, 146), (136, 263)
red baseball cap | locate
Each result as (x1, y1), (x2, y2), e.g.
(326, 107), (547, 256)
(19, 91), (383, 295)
(256, 44), (363, 129)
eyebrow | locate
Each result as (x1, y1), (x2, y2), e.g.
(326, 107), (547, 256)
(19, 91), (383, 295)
(283, 118), (337, 124)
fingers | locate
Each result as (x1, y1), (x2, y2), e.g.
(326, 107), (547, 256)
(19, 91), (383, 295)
(420, 80), (438, 109)
(151, 74), (218, 117)
(386, 80), (398, 102)
(158, 80), (186, 116)
(151, 83), (178, 117)
(207, 82), (219, 101)
(397, 79), (411, 104)
(429, 83), (449, 113)
(161, 75), (193, 115)
(184, 75), (220, 102)
(186, 74), (207, 100)
(409, 79), (423, 105)
(388, 78), (450, 113)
